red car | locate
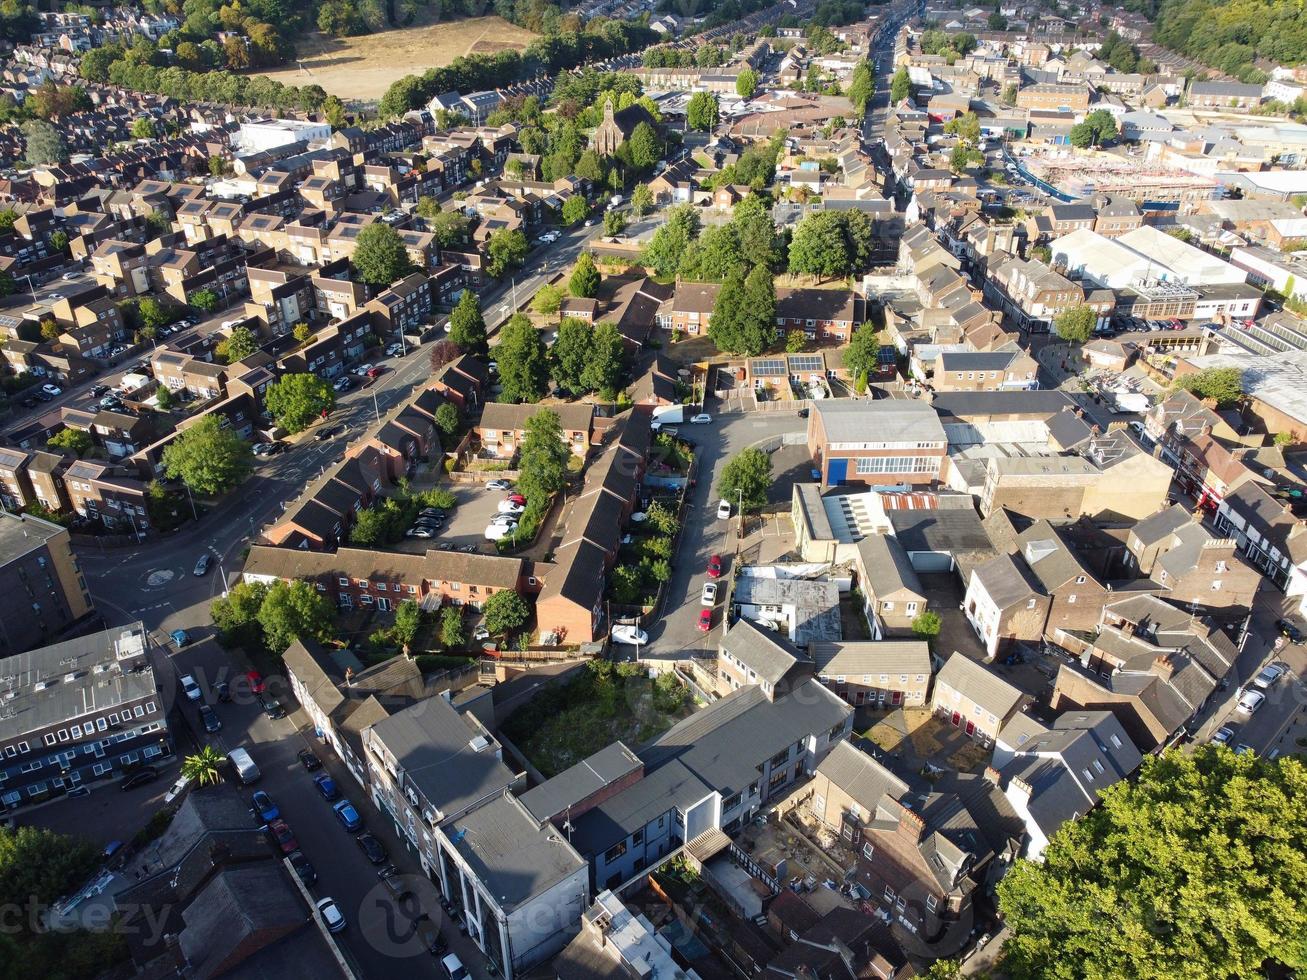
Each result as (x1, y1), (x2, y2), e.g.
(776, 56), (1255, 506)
(697, 609), (713, 632)
(267, 819), (297, 854)
(706, 555), (723, 579)
(507, 493), (527, 506)
(246, 670), (265, 694)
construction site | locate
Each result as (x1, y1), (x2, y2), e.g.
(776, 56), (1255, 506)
(1017, 147), (1220, 209)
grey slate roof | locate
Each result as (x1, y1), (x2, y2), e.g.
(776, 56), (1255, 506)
(936, 652), (1025, 720)
(447, 792), (586, 910)
(569, 759), (711, 857)
(857, 533), (924, 599)
(812, 399), (946, 444)
(518, 741), (642, 824)
(809, 640), (932, 679)
(815, 740), (909, 815)
(887, 507), (992, 555)
(936, 350), (1016, 372)
(718, 618), (810, 688)
(972, 552), (1044, 609)
(932, 390), (1076, 422)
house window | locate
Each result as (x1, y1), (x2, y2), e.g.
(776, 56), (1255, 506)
(604, 841), (627, 863)
(863, 842), (874, 859)
(882, 602), (894, 612)
(1067, 594), (1077, 604)
(906, 602), (918, 615)
(1075, 575), (1086, 584)
(926, 894), (938, 912)
(884, 885), (896, 902)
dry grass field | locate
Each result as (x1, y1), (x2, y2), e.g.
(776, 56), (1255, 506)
(256, 16), (538, 101)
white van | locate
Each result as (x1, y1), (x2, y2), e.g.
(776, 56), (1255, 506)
(440, 953), (468, 980)
(717, 500), (732, 519)
(227, 747), (261, 785)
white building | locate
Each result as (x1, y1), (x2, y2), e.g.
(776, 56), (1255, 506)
(555, 891), (702, 979)
(1052, 225), (1249, 290)
(1229, 244), (1307, 302)
(236, 118), (331, 154)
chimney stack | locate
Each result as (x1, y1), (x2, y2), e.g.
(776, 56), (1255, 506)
(1153, 653), (1176, 682)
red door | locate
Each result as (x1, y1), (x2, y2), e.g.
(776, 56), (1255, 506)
(950, 712), (961, 727)
(965, 720), (976, 736)
(892, 691), (902, 705)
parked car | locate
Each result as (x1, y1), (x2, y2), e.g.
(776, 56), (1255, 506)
(407, 526), (437, 539)
(717, 500), (732, 519)
(353, 363), (375, 377)
(1275, 619), (1304, 643)
(163, 775), (191, 805)
(419, 507), (446, 519)
(385, 343), (405, 357)
(489, 514), (518, 527)
(171, 629), (190, 648)
(297, 749), (322, 771)
(193, 553), (211, 576)
(706, 555), (723, 579)
(252, 790), (280, 823)
(485, 479), (513, 491)
(484, 523), (515, 541)
(472, 625), (490, 641)
(246, 670), (265, 694)
(697, 609), (713, 632)
(199, 705), (222, 733)
(1252, 662), (1289, 690)
(120, 767), (158, 791)
(289, 850), (317, 886)
(356, 832), (388, 865)
(506, 493), (526, 506)
(252, 441), (284, 457)
(1237, 688), (1266, 714)
(497, 500), (525, 515)
(610, 624), (649, 645)
(440, 953), (468, 980)
(314, 773), (339, 800)
(180, 674), (202, 701)
(259, 694), (286, 720)
(316, 897), (346, 933)
(689, 413), (712, 424)
(333, 798), (363, 832)
(701, 582), (718, 607)
(332, 376), (354, 393)
(267, 819), (297, 854)
(315, 424), (344, 441)
(215, 682), (231, 703)
(88, 384), (109, 398)
(1211, 724), (1236, 747)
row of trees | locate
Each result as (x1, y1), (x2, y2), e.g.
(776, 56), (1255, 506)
(641, 43), (727, 68)
(1151, 0), (1307, 81)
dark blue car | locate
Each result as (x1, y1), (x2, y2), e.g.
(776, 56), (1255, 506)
(314, 773), (339, 801)
(252, 790), (279, 823)
(332, 798), (362, 832)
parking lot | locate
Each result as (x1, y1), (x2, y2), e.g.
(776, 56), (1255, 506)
(390, 482), (518, 555)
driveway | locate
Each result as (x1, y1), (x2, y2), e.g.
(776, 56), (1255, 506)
(645, 409), (811, 659)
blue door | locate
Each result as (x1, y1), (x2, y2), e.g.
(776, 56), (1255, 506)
(828, 458), (848, 485)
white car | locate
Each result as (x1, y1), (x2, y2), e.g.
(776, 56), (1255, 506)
(440, 953), (468, 980)
(490, 514), (518, 526)
(352, 363), (374, 377)
(717, 500), (732, 519)
(1236, 689), (1265, 714)
(610, 624), (649, 645)
(163, 775), (191, 805)
(497, 501), (525, 515)
(484, 523), (515, 540)
(1211, 724), (1235, 747)
(180, 675), (202, 702)
(41, 384), (62, 396)
(689, 413), (712, 424)
(316, 897), (346, 933)
(385, 343), (405, 357)
(61, 272), (80, 281)
(485, 479), (512, 491)
(701, 582), (718, 607)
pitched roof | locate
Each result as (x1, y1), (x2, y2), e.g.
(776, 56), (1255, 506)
(812, 399), (946, 444)
(936, 652), (1025, 720)
(810, 640), (932, 679)
(718, 618), (810, 688)
(856, 533), (924, 599)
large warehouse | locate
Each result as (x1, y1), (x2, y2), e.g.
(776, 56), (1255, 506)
(1051, 225), (1250, 290)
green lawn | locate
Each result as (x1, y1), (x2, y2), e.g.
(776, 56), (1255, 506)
(502, 661), (693, 776)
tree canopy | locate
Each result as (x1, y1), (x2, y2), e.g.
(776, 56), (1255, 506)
(160, 415), (252, 495)
(890, 66), (911, 103)
(1174, 366), (1244, 406)
(997, 747), (1307, 980)
(216, 325), (259, 364)
(788, 210), (874, 280)
(570, 252), (600, 298)
(643, 205), (701, 277)
(736, 66), (758, 99)
(257, 579), (334, 654)
(1054, 305), (1097, 344)
(516, 407), (571, 505)
(483, 589), (531, 635)
(718, 447), (773, 513)
(486, 228), (528, 277)
(708, 266), (776, 357)
(687, 91), (719, 131)
(448, 290), (488, 354)
(843, 321), (882, 380)
(352, 222), (416, 286)
(264, 373), (335, 433)
(1070, 109), (1119, 148)
(495, 313), (549, 403)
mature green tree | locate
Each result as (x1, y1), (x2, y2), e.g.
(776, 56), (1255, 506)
(48, 428), (91, 457)
(482, 589), (530, 636)
(575, 149), (605, 182)
(264, 373), (335, 433)
(627, 121), (660, 170)
(642, 205), (700, 277)
(944, 111), (981, 144)
(0, 825), (99, 911)
(732, 194), (781, 270)
(393, 600), (422, 654)
(216, 325), (258, 363)
(890, 66), (911, 103)
(911, 610), (942, 641)
(581, 321), (626, 398)
(1174, 366), (1244, 407)
(847, 61), (873, 116)
(736, 66), (758, 99)
(788, 210), (851, 280)
(211, 580), (268, 648)
(709, 266), (776, 358)
(679, 223), (745, 282)
(495, 313), (549, 403)
(602, 209), (627, 236)
(130, 116), (155, 139)
(434, 401), (460, 441)
(21, 119), (68, 166)
(843, 321), (882, 381)
(486, 228), (528, 277)
(352, 222), (416, 286)
(428, 209), (472, 248)
(322, 93), (348, 128)
(440, 605), (465, 648)
(949, 143), (983, 173)
(998, 748), (1307, 980)
(718, 447), (772, 513)
(630, 183), (654, 217)
(188, 288), (218, 313)
(516, 407), (570, 504)
(561, 194), (589, 227)
(550, 318), (593, 394)
(686, 91), (719, 131)
(570, 251), (600, 298)
(448, 290), (488, 354)
(348, 507), (392, 547)
(161, 415), (252, 495)
(1069, 108), (1119, 148)
(1001, 82), (1018, 106)
(257, 579), (333, 654)
(137, 296), (175, 332)
(532, 283), (565, 315)
(1054, 304), (1096, 344)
